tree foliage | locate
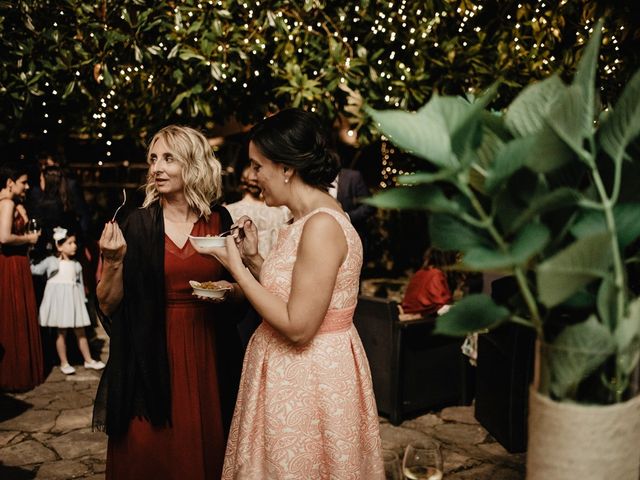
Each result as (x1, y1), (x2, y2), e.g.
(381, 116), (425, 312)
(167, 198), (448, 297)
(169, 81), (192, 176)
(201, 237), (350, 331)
(0, 0), (637, 148)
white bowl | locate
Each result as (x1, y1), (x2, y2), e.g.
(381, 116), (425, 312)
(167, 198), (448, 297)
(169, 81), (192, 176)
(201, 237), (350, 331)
(188, 234), (226, 248)
(189, 280), (231, 299)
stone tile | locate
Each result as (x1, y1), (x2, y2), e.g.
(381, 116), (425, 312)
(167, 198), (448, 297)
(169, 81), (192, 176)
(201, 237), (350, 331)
(448, 463), (524, 480)
(476, 442), (526, 468)
(81, 475), (106, 480)
(0, 409), (58, 433)
(432, 422), (489, 446)
(402, 413), (443, 432)
(48, 429), (107, 460)
(33, 432), (55, 443)
(24, 394), (55, 409)
(379, 423), (434, 450)
(440, 406), (479, 425)
(8, 432), (28, 445)
(89, 459), (106, 473)
(22, 379), (76, 398)
(35, 459), (90, 479)
(0, 440), (57, 466)
(0, 430), (20, 446)
(67, 372), (102, 384)
(53, 406), (93, 433)
(45, 391), (94, 411)
(443, 448), (481, 473)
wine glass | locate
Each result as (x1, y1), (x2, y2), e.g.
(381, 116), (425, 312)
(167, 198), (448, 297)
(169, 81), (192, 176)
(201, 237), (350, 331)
(402, 440), (443, 480)
(27, 218), (40, 233)
(382, 449), (402, 480)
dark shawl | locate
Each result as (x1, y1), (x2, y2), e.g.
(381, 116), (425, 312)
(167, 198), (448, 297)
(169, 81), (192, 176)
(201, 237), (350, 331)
(93, 202), (244, 437)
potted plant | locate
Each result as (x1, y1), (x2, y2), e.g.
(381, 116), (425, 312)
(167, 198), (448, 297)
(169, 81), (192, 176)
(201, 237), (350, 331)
(364, 21), (640, 480)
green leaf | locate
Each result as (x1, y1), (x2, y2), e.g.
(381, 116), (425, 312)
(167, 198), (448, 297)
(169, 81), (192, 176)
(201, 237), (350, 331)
(62, 81), (74, 99)
(450, 83), (499, 160)
(524, 124), (576, 173)
(572, 19), (602, 127)
(429, 214), (492, 252)
(178, 47), (204, 61)
(434, 294), (511, 336)
(364, 185), (463, 214)
(170, 90), (190, 110)
(543, 315), (615, 399)
(504, 74), (566, 137)
(599, 70), (640, 163)
(366, 101), (456, 168)
(510, 222), (551, 264)
(485, 136), (535, 193)
(614, 297), (640, 375)
(597, 277), (617, 330)
(509, 187), (580, 233)
(463, 222), (549, 270)
(571, 203), (640, 249)
(396, 170), (458, 185)
(102, 65), (113, 88)
(546, 84), (592, 162)
(537, 232), (613, 307)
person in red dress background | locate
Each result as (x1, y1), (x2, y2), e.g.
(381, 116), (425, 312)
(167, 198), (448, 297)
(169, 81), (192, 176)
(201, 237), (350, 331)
(94, 126), (244, 480)
(401, 247), (459, 316)
(0, 162), (44, 391)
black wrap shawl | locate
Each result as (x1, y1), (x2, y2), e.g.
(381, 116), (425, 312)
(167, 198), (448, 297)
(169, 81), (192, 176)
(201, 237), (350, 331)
(93, 202), (242, 437)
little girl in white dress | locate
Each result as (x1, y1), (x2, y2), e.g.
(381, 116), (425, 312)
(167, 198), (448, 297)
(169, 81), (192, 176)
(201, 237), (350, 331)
(31, 227), (105, 375)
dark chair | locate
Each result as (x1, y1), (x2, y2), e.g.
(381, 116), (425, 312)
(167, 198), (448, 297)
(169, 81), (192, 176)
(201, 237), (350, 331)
(473, 277), (536, 453)
(353, 295), (468, 425)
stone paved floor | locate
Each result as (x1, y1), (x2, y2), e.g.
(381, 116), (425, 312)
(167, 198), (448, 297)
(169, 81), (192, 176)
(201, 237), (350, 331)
(0, 327), (525, 479)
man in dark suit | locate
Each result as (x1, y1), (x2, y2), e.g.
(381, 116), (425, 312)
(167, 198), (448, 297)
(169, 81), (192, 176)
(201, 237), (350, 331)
(330, 168), (375, 255)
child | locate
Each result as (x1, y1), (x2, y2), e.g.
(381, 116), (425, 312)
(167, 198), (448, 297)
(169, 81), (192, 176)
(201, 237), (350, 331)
(31, 226), (104, 374)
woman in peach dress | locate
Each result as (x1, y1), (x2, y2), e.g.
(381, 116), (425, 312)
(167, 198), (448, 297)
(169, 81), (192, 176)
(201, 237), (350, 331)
(194, 108), (383, 479)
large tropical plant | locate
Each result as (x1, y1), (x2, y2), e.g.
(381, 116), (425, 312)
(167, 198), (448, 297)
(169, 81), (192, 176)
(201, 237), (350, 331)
(365, 21), (640, 404)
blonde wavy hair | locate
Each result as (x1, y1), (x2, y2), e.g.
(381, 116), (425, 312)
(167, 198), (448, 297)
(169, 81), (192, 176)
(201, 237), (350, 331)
(142, 125), (222, 219)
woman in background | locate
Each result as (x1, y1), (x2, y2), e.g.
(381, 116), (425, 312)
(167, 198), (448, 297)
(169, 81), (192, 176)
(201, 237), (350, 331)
(401, 247), (458, 316)
(0, 162), (43, 391)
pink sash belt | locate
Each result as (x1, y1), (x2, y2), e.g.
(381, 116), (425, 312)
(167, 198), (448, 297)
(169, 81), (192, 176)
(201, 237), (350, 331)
(317, 305), (356, 334)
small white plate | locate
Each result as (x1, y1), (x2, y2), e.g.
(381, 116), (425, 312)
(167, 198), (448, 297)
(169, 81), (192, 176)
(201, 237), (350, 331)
(189, 280), (231, 299)
(188, 235), (226, 248)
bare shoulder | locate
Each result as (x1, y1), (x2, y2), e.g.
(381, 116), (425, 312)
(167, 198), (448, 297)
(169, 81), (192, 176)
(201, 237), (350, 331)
(299, 211), (347, 256)
(303, 210), (345, 236)
(0, 198), (15, 211)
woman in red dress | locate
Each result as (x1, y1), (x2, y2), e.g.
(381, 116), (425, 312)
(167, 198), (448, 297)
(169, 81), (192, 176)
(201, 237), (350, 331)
(0, 162), (44, 391)
(94, 126), (244, 479)
(402, 247), (458, 316)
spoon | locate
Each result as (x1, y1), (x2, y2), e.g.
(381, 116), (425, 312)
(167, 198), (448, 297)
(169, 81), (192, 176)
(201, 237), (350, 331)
(218, 225), (239, 237)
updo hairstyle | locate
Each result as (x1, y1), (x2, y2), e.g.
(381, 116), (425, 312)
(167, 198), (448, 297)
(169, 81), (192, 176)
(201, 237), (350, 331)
(248, 109), (341, 191)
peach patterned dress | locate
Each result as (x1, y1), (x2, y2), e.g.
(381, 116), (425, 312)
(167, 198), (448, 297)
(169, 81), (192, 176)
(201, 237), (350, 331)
(222, 208), (384, 479)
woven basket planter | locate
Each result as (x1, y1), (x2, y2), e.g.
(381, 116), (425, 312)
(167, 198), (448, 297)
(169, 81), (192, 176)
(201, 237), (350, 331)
(526, 387), (640, 480)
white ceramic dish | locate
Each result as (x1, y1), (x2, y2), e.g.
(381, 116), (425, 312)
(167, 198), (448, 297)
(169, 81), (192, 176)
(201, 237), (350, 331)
(188, 234), (226, 248)
(189, 280), (231, 299)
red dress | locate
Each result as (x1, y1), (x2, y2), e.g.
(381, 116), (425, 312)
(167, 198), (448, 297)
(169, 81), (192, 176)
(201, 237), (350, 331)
(401, 267), (452, 315)
(107, 215), (226, 479)
(0, 211), (44, 391)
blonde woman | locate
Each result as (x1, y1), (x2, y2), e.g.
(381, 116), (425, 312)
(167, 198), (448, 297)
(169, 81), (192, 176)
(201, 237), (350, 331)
(94, 125), (244, 480)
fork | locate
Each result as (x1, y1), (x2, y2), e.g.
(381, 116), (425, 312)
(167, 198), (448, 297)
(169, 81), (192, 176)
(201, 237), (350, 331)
(111, 188), (127, 223)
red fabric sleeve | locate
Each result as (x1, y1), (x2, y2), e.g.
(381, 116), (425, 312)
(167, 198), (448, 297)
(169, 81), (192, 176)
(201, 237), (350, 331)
(401, 267), (452, 315)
